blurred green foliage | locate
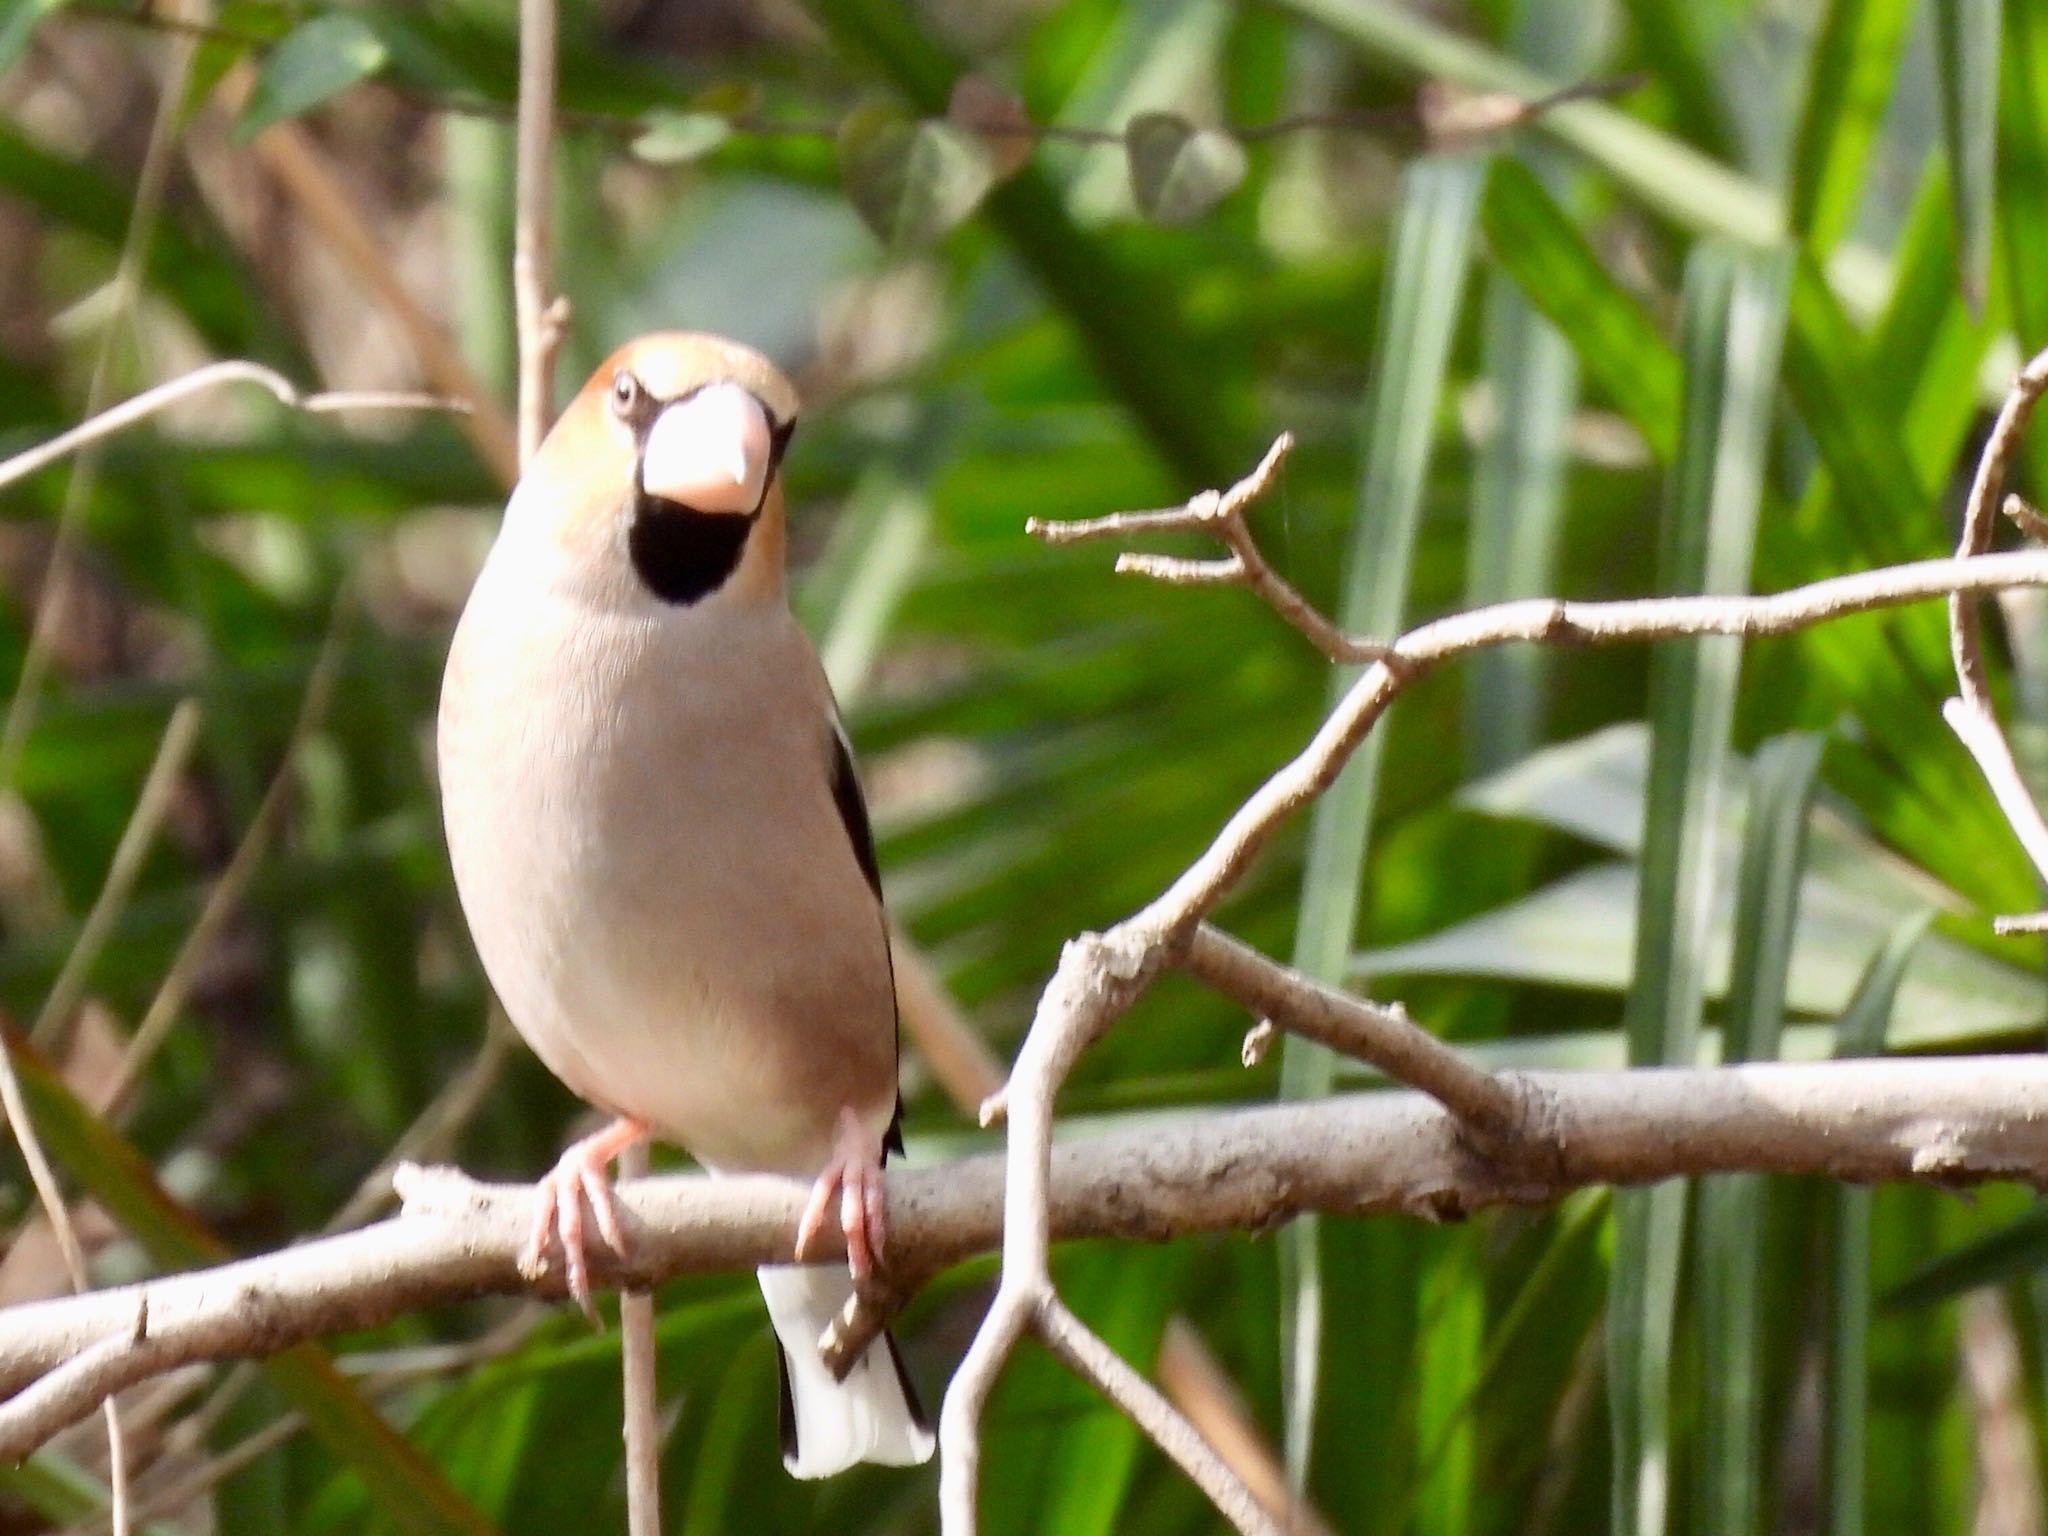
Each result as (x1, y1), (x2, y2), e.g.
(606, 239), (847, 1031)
(3, 0), (2048, 1532)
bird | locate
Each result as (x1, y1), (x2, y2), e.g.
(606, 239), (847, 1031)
(436, 331), (933, 1478)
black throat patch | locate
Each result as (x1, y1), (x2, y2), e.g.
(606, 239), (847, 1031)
(627, 497), (754, 605)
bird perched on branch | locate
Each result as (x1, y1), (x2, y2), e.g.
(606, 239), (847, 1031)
(437, 332), (932, 1477)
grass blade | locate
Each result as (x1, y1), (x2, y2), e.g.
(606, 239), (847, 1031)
(1693, 733), (1824, 1536)
(1787, 0), (1914, 253)
(1933, 0), (2002, 310)
(1998, 0), (2048, 349)
(1619, 0), (1738, 164)
(1464, 0), (1599, 773)
(1479, 157), (1681, 460)
(1824, 911), (1934, 1536)
(1611, 241), (1791, 1536)
(1280, 152), (1484, 1489)
(1465, 272), (1576, 771)
(1881, 1209), (2048, 1312)
(1413, 1228), (1484, 1536)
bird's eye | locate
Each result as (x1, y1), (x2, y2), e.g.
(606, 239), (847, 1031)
(610, 370), (642, 418)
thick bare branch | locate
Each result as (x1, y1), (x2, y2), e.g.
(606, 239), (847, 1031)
(884, 929), (1321, 1532)
(2, 1058), (2047, 1460)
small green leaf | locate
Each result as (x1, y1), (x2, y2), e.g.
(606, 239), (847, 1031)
(232, 14), (389, 144)
(630, 111), (732, 166)
(1123, 111), (1247, 225)
(836, 102), (994, 249)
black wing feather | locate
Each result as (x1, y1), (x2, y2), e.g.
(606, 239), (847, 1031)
(828, 720), (905, 1157)
(828, 723), (883, 899)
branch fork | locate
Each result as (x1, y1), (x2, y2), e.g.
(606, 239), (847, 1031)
(940, 372), (2048, 1533)
(1030, 433), (1392, 665)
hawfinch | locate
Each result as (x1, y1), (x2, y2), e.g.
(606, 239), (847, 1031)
(437, 333), (932, 1477)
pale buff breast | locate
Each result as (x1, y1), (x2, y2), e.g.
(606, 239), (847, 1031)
(438, 544), (898, 1176)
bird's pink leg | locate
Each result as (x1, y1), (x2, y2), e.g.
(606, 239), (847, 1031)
(522, 1115), (647, 1322)
(794, 1107), (889, 1280)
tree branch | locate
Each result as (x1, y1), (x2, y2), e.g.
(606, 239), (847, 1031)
(0, 361), (467, 498)
(1948, 344), (2048, 924)
(1, 1057), (2045, 1460)
(940, 411), (2048, 1528)
(1030, 433), (1391, 664)
(1034, 1293), (1283, 1536)
(1181, 924), (1525, 1147)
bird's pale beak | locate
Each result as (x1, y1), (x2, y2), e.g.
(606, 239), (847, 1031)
(638, 382), (773, 514)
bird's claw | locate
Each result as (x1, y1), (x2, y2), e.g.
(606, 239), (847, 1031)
(795, 1107), (889, 1282)
(521, 1116), (645, 1324)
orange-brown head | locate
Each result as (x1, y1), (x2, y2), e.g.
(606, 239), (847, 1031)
(504, 333), (800, 608)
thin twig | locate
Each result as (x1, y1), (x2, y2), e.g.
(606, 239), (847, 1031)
(618, 1143), (661, 1536)
(1034, 1294), (1283, 1536)
(1181, 924), (1524, 1146)
(58, 1410), (304, 1536)
(0, 1021), (126, 1532)
(2004, 494), (2048, 545)
(102, 599), (352, 1117)
(888, 885), (1321, 1526)
(1947, 345), (2048, 925)
(61, 6), (1648, 160)
(236, 122), (523, 488)
(1155, 1316), (1337, 1536)
(0, 29), (213, 1518)
(0, 361), (468, 498)
(28, 702), (203, 1057)
(0, 5), (198, 822)
(513, 0), (565, 466)
(1030, 432), (1391, 665)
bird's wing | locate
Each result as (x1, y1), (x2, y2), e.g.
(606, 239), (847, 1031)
(826, 711), (904, 1156)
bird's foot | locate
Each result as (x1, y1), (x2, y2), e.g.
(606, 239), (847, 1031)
(794, 1107), (889, 1281)
(521, 1115), (647, 1323)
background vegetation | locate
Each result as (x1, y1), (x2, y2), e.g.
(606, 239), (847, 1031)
(4, 0), (2048, 1531)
